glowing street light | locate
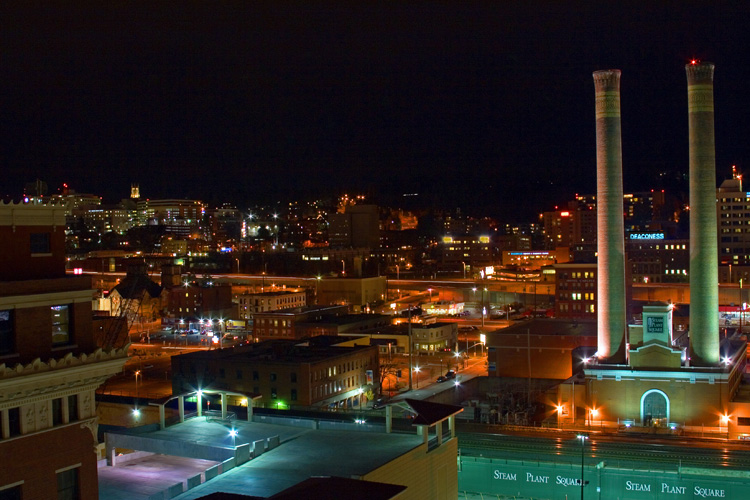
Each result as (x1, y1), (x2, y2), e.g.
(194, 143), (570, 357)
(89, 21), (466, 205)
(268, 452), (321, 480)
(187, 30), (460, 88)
(229, 428), (238, 447)
(414, 366), (420, 389)
(721, 414), (731, 439)
(589, 408), (599, 429)
(134, 370), (141, 400)
(576, 434), (588, 499)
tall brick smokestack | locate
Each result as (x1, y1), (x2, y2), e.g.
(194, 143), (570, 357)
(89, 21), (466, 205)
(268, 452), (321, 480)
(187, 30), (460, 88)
(686, 61), (719, 366)
(593, 70), (627, 363)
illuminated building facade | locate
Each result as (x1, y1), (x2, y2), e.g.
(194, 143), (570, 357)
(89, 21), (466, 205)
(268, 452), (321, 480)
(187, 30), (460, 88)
(440, 235), (492, 272)
(553, 263), (597, 319)
(577, 63), (750, 436)
(136, 198), (205, 237)
(626, 235), (689, 283)
(717, 172), (750, 269)
(171, 338), (379, 409)
(253, 305), (349, 341)
(237, 290), (307, 320)
(542, 200), (596, 250)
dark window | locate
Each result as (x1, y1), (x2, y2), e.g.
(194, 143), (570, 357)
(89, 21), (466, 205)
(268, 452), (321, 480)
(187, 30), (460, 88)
(30, 232), (51, 254)
(271, 389), (277, 399)
(219, 368), (225, 378)
(236, 370), (242, 379)
(0, 485), (22, 500)
(52, 398), (64, 426)
(270, 373), (277, 382)
(252, 371), (259, 381)
(738, 417), (750, 427)
(8, 408), (20, 437)
(290, 372), (297, 383)
(57, 467), (79, 500)
(253, 386), (259, 394)
(68, 395), (78, 421)
(291, 389), (297, 401)
(0, 310), (13, 354)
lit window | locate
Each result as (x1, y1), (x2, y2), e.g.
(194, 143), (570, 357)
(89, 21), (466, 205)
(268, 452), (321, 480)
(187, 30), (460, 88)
(0, 309), (13, 354)
(52, 305), (71, 345)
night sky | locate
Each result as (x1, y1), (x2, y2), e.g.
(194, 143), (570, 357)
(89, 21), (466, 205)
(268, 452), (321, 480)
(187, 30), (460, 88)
(2, 3), (750, 220)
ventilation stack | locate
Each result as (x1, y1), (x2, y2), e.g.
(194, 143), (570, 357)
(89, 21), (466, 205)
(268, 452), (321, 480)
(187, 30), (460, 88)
(593, 70), (627, 363)
(686, 61), (720, 366)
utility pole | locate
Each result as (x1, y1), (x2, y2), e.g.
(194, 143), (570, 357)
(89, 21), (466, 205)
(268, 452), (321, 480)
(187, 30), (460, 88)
(408, 305), (413, 391)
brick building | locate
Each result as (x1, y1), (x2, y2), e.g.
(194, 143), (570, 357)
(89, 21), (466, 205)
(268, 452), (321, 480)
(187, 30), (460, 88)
(553, 263), (597, 319)
(253, 305), (349, 341)
(237, 290), (306, 320)
(485, 319), (597, 380)
(171, 338), (379, 409)
(0, 200), (128, 498)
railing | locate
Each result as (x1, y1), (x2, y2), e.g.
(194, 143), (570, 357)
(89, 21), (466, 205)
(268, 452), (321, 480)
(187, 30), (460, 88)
(204, 410), (236, 425)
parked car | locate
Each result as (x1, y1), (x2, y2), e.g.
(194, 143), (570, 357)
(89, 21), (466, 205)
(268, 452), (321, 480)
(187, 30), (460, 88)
(445, 370), (456, 379)
(436, 375), (447, 383)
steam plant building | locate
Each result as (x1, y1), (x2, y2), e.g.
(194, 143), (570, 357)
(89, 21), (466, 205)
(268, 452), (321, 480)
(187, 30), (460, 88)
(561, 63), (750, 436)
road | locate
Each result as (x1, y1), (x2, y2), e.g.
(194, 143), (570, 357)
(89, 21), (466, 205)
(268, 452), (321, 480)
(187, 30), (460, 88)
(386, 355), (487, 403)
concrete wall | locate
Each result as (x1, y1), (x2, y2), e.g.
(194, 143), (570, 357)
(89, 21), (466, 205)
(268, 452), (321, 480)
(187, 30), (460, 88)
(459, 455), (750, 500)
(365, 439), (458, 500)
(106, 432), (235, 463)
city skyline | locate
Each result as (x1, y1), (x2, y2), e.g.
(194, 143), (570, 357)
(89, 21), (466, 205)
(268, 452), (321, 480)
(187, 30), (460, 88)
(2, 3), (750, 221)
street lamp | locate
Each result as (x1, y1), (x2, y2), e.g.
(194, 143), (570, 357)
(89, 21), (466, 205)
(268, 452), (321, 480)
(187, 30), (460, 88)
(589, 408), (599, 430)
(481, 287), (487, 328)
(721, 414), (731, 440)
(134, 370), (141, 399)
(576, 434), (588, 500)
(414, 366), (420, 389)
(408, 306), (413, 391)
(229, 428), (238, 447)
(556, 405), (563, 428)
(428, 288), (433, 302)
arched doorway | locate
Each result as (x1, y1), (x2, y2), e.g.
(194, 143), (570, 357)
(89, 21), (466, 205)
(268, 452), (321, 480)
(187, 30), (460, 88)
(640, 389), (669, 427)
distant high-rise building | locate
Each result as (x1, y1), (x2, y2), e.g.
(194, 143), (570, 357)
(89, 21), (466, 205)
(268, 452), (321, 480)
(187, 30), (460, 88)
(328, 204), (380, 249)
(717, 169), (750, 270)
(136, 198), (205, 237)
(542, 199), (596, 250)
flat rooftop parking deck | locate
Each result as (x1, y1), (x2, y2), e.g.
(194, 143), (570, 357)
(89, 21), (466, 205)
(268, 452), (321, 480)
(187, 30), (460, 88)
(99, 416), (424, 499)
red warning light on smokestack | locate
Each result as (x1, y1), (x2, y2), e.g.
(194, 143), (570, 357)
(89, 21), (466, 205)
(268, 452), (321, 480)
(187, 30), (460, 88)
(690, 59), (698, 65)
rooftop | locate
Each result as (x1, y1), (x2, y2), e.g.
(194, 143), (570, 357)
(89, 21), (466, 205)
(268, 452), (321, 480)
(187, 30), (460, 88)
(100, 410), (427, 500)
(239, 290), (304, 297)
(173, 339), (375, 365)
(487, 318), (597, 338)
